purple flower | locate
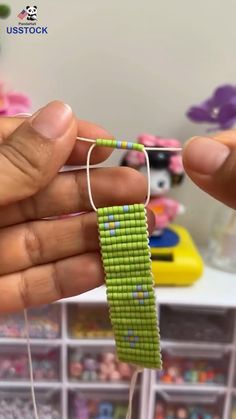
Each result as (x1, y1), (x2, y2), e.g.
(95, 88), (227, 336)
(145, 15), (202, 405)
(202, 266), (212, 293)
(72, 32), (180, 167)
(186, 84), (236, 130)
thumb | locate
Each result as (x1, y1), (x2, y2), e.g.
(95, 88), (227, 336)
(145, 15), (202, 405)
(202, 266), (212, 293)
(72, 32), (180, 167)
(0, 101), (77, 205)
(182, 132), (236, 208)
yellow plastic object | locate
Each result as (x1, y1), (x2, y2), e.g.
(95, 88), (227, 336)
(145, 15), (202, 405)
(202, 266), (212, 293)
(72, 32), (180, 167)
(151, 224), (204, 286)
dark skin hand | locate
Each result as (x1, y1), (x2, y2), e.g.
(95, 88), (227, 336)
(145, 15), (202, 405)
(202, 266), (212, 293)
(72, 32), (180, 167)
(0, 101), (155, 313)
(183, 131), (236, 209)
(0, 100), (234, 313)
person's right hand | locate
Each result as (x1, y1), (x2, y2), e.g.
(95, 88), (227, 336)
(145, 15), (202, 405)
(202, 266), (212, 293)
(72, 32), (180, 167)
(183, 132), (236, 209)
(0, 101), (154, 313)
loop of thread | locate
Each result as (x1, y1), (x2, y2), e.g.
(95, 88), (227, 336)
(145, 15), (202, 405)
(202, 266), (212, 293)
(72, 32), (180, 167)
(126, 368), (143, 419)
(86, 142), (151, 211)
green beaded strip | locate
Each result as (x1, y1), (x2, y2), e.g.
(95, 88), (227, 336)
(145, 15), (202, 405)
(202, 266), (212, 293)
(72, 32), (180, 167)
(98, 203), (162, 369)
(96, 138), (144, 151)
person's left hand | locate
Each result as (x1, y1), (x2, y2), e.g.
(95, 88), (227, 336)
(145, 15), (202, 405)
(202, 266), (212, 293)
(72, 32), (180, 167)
(0, 101), (154, 313)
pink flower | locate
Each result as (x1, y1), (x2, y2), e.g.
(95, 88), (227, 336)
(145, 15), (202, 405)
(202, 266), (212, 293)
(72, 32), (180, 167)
(138, 134), (157, 147)
(0, 83), (31, 116)
(169, 154), (183, 174)
(138, 133), (181, 149)
(126, 150), (145, 166)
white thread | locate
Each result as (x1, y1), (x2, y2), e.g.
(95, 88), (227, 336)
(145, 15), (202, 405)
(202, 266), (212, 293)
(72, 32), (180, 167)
(143, 148), (151, 207)
(86, 142), (151, 210)
(9, 122), (182, 151)
(24, 309), (39, 419)
(86, 143), (97, 212)
(126, 368), (143, 419)
(14, 112), (32, 117)
(77, 136), (96, 143)
(145, 146), (182, 151)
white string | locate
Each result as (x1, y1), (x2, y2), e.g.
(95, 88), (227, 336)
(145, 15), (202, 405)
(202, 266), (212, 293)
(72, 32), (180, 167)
(14, 112), (32, 117)
(10, 117), (182, 152)
(145, 146), (182, 151)
(86, 143), (97, 212)
(24, 309), (39, 419)
(143, 148), (151, 207)
(86, 142), (151, 210)
(126, 368), (143, 419)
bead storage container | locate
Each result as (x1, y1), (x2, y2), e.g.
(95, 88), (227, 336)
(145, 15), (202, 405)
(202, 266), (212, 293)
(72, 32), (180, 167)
(68, 346), (135, 383)
(0, 304), (60, 339)
(157, 348), (228, 386)
(0, 346), (60, 381)
(0, 389), (61, 419)
(154, 391), (224, 419)
(68, 304), (113, 339)
(231, 398), (236, 419)
(70, 390), (138, 419)
(160, 306), (234, 343)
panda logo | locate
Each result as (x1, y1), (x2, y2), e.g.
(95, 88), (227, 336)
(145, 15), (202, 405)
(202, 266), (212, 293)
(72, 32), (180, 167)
(26, 6), (37, 21)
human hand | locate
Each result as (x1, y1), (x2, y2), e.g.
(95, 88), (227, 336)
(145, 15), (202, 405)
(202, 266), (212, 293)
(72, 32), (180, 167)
(182, 132), (236, 209)
(0, 101), (154, 313)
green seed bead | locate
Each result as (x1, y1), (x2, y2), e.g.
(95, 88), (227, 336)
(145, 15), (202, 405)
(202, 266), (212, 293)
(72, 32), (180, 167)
(98, 212), (144, 223)
(102, 255), (150, 266)
(103, 248), (150, 259)
(99, 219), (146, 230)
(107, 284), (152, 292)
(114, 329), (159, 338)
(109, 315), (157, 325)
(106, 276), (152, 285)
(106, 270), (151, 279)
(100, 233), (148, 244)
(117, 346), (162, 359)
(99, 226), (147, 238)
(105, 263), (150, 273)
(113, 317), (157, 328)
(102, 241), (148, 252)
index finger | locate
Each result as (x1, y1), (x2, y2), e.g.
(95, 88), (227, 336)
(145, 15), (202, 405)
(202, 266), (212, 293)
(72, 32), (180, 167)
(0, 116), (114, 165)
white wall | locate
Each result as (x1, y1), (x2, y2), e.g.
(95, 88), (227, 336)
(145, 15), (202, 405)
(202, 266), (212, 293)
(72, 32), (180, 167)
(1, 0), (235, 245)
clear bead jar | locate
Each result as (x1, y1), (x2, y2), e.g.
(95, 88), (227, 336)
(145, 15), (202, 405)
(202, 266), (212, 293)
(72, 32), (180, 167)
(208, 204), (236, 273)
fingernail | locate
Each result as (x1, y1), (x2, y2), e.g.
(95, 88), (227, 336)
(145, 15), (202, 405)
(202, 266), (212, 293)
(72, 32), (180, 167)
(184, 136), (230, 175)
(31, 101), (73, 139)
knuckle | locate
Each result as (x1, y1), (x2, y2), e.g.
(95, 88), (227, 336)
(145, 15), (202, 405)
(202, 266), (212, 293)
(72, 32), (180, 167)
(117, 167), (147, 200)
(121, 166), (146, 184)
(19, 263), (64, 309)
(19, 271), (31, 309)
(73, 171), (89, 209)
(1, 140), (47, 193)
(18, 195), (39, 222)
(24, 222), (44, 265)
(50, 263), (65, 301)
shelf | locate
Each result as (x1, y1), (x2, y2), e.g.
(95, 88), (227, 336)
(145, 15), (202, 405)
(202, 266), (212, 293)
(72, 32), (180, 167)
(63, 265), (236, 308)
(161, 340), (233, 351)
(65, 338), (232, 350)
(0, 381), (62, 389)
(66, 338), (115, 346)
(67, 382), (131, 390)
(154, 384), (227, 393)
(0, 338), (62, 346)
